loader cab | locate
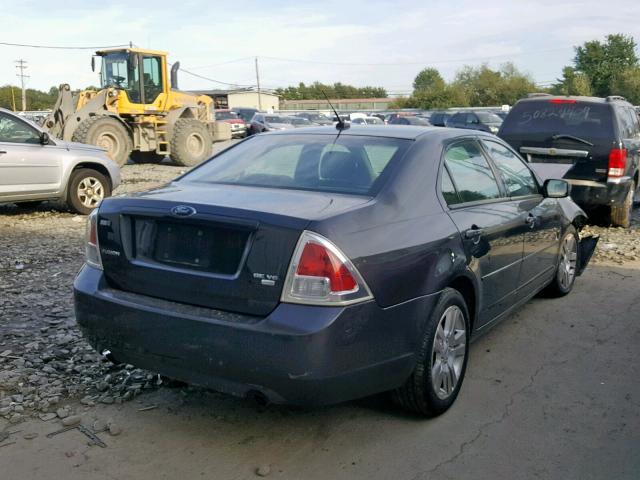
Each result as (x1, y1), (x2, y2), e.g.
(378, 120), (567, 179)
(97, 48), (169, 112)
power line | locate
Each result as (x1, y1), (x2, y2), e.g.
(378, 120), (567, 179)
(172, 64), (255, 88)
(187, 57), (254, 70)
(0, 41), (130, 50)
(258, 47), (574, 67)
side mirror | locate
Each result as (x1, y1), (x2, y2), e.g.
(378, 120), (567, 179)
(543, 179), (570, 198)
(40, 131), (50, 145)
(91, 56), (96, 72)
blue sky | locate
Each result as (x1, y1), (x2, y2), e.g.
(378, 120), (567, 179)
(1, 0), (639, 96)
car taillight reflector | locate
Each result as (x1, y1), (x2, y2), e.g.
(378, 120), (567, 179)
(608, 148), (627, 177)
(85, 209), (103, 270)
(296, 243), (357, 292)
(550, 99), (577, 104)
(281, 231), (373, 306)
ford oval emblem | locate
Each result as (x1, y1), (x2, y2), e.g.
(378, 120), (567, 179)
(171, 205), (197, 217)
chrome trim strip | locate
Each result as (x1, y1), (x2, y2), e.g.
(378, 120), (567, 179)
(567, 179), (606, 188)
(607, 176), (632, 185)
(520, 147), (589, 158)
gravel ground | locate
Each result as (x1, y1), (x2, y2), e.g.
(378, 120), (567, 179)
(0, 157), (639, 426)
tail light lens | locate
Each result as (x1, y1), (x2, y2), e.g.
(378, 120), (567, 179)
(85, 209), (103, 270)
(281, 231), (373, 306)
(608, 148), (627, 177)
(549, 99), (577, 104)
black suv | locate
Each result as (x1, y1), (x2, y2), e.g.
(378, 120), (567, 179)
(429, 111), (452, 127)
(499, 95), (640, 227)
(447, 111), (503, 134)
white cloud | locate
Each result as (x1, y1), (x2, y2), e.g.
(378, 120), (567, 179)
(0, 0), (638, 97)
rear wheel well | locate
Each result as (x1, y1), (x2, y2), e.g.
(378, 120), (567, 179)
(448, 276), (476, 331)
(72, 163), (112, 189)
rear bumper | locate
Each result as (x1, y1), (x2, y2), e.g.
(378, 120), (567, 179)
(568, 177), (632, 207)
(74, 266), (438, 405)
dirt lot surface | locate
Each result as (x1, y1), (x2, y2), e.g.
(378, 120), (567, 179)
(1, 154), (639, 479)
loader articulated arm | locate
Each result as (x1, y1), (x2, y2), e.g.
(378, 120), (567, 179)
(45, 84), (77, 139)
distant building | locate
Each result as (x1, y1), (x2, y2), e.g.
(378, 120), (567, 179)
(281, 98), (394, 111)
(191, 89), (280, 111)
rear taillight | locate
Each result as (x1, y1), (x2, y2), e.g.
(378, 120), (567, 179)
(608, 148), (627, 177)
(85, 209), (102, 270)
(281, 231), (373, 306)
(550, 99), (577, 104)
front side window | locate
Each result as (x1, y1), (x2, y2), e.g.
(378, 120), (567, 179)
(444, 140), (501, 203)
(0, 113), (41, 144)
(101, 52), (141, 103)
(482, 140), (539, 197)
(142, 56), (163, 103)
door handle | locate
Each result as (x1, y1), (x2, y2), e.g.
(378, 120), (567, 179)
(525, 214), (536, 228)
(464, 227), (484, 244)
(0, 151), (7, 154)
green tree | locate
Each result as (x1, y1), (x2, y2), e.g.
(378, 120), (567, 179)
(0, 85), (60, 110)
(611, 67), (640, 104)
(573, 34), (638, 96)
(451, 63), (536, 106)
(275, 82), (387, 100)
(552, 67), (593, 96)
(413, 68), (446, 93)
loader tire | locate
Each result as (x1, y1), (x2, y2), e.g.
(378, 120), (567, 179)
(72, 116), (132, 167)
(130, 151), (166, 164)
(170, 118), (212, 167)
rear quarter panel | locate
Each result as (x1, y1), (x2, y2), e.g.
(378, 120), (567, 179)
(308, 134), (471, 308)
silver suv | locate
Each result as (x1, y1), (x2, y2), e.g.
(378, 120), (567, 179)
(0, 108), (120, 214)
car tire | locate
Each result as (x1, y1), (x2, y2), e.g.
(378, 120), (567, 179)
(130, 151), (166, 164)
(610, 181), (635, 228)
(170, 118), (213, 167)
(67, 168), (111, 215)
(545, 225), (579, 297)
(72, 116), (132, 167)
(392, 287), (470, 417)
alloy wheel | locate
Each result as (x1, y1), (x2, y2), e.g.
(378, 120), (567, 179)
(431, 305), (467, 400)
(77, 177), (104, 208)
(558, 234), (578, 290)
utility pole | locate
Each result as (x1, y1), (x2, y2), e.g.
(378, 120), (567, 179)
(15, 59), (29, 111)
(255, 56), (262, 110)
(10, 86), (17, 111)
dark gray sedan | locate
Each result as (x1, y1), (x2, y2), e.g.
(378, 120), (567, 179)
(74, 126), (596, 416)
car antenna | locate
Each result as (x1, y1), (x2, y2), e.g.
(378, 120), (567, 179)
(322, 90), (348, 130)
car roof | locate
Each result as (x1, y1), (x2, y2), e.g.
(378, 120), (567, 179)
(516, 95), (633, 106)
(262, 125), (495, 141)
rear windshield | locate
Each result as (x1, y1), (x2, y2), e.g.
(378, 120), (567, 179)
(183, 134), (412, 195)
(501, 101), (614, 138)
(215, 111), (238, 120)
(476, 112), (503, 124)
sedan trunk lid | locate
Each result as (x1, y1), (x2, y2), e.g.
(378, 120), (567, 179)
(96, 183), (370, 316)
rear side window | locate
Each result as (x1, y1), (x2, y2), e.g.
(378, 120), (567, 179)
(444, 140), (501, 203)
(441, 168), (460, 205)
(501, 101), (615, 139)
(185, 134), (411, 196)
(619, 107), (640, 137)
(482, 140), (539, 197)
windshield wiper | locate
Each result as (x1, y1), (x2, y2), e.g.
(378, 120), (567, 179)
(550, 134), (593, 146)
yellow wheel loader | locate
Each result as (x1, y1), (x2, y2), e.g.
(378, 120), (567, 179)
(45, 48), (231, 167)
